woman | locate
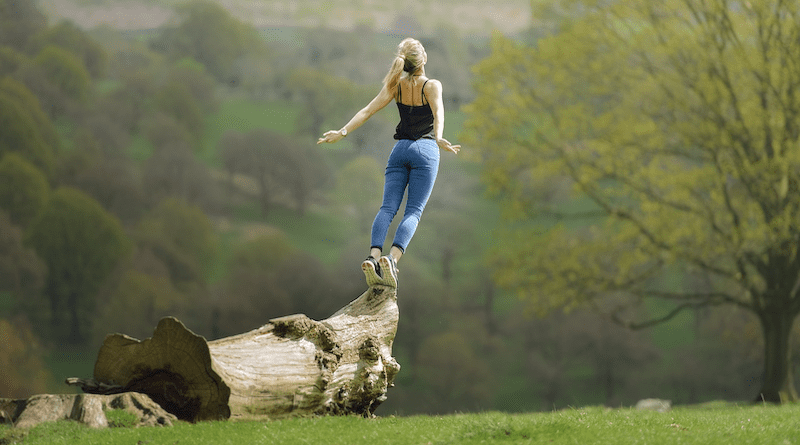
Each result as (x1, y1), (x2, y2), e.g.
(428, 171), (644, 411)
(318, 37), (460, 288)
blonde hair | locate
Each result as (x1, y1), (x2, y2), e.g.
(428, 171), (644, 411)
(383, 38), (427, 93)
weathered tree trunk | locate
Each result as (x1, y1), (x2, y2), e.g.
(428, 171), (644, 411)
(0, 393), (176, 429)
(757, 309), (798, 403)
(68, 285), (400, 422)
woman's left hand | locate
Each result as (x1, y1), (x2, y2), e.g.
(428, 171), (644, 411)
(317, 130), (345, 145)
(437, 138), (461, 154)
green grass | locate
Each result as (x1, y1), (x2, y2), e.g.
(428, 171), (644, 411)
(200, 99), (302, 166)
(3, 404), (799, 444)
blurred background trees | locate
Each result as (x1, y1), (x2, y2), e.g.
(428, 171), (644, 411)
(464, 0), (800, 403)
(1, 0), (792, 415)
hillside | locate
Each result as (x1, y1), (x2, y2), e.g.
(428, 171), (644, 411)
(39, 0), (531, 35)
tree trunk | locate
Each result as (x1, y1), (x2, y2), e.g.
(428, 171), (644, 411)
(68, 285), (400, 421)
(757, 309), (798, 403)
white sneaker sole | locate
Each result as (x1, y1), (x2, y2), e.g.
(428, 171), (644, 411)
(378, 256), (398, 288)
(361, 260), (383, 287)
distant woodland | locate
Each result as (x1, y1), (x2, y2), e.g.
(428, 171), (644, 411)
(1, 0), (790, 414)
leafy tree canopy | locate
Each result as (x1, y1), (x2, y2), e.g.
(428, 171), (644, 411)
(0, 46), (27, 78)
(34, 45), (92, 103)
(28, 20), (108, 79)
(0, 81), (57, 175)
(464, 0), (800, 402)
(135, 197), (218, 285)
(25, 187), (131, 343)
(0, 76), (59, 151)
(150, 0), (265, 85)
(0, 0), (46, 52)
(0, 153), (49, 228)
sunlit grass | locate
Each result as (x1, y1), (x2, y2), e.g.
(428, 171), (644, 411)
(3, 403), (799, 445)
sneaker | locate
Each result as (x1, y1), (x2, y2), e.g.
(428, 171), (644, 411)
(378, 255), (399, 288)
(361, 256), (382, 286)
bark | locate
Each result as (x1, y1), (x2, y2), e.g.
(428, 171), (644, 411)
(757, 309), (799, 403)
(68, 285), (400, 422)
(0, 393), (176, 429)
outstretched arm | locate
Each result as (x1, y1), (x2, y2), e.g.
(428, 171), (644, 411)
(317, 85), (395, 144)
(425, 80), (461, 154)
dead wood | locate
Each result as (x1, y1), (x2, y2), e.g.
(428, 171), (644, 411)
(67, 285), (400, 422)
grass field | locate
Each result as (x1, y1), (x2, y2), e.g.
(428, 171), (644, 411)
(2, 403), (798, 444)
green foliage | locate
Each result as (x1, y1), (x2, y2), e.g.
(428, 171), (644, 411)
(168, 58), (219, 113)
(0, 76), (60, 153)
(25, 187), (131, 343)
(288, 67), (371, 140)
(151, 0), (265, 84)
(416, 330), (493, 410)
(34, 45), (91, 102)
(464, 0), (800, 401)
(0, 318), (51, 398)
(333, 156), (384, 233)
(0, 46), (27, 77)
(153, 80), (205, 148)
(0, 211), (47, 323)
(0, 0), (46, 51)
(28, 20), (107, 79)
(135, 198), (218, 285)
(230, 232), (295, 272)
(0, 153), (49, 228)
(219, 128), (327, 217)
(0, 79), (57, 175)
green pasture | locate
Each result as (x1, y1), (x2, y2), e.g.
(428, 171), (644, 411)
(3, 403), (798, 445)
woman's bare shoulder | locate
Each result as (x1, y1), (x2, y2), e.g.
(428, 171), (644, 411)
(424, 78), (443, 95)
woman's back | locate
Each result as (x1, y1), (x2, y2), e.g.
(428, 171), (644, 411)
(394, 76), (434, 141)
(396, 76), (430, 107)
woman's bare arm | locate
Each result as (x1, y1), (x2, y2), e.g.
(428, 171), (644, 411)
(317, 85), (395, 144)
(425, 79), (461, 154)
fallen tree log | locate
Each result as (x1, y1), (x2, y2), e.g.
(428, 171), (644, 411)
(67, 285), (400, 422)
(0, 393), (176, 429)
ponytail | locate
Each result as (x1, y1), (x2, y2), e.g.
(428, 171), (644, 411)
(383, 38), (427, 93)
(383, 56), (405, 93)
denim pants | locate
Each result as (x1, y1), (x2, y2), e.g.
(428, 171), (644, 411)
(371, 138), (440, 253)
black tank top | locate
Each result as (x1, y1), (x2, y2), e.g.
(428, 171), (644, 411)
(393, 79), (435, 140)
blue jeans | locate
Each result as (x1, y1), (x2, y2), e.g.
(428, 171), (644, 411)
(371, 138), (440, 253)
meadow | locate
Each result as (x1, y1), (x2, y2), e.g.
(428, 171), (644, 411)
(2, 403), (798, 444)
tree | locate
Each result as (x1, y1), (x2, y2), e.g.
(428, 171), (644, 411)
(0, 0), (46, 52)
(1, 77), (60, 156)
(334, 156), (384, 233)
(27, 20), (107, 79)
(0, 153), (49, 228)
(33, 45), (91, 103)
(464, 0), (800, 402)
(0, 211), (47, 322)
(141, 138), (219, 211)
(220, 128), (311, 217)
(153, 80), (205, 148)
(0, 46), (27, 77)
(0, 79), (57, 175)
(167, 58), (219, 114)
(134, 197), (217, 288)
(0, 318), (51, 398)
(149, 0), (264, 85)
(25, 187), (131, 344)
(288, 68), (369, 141)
